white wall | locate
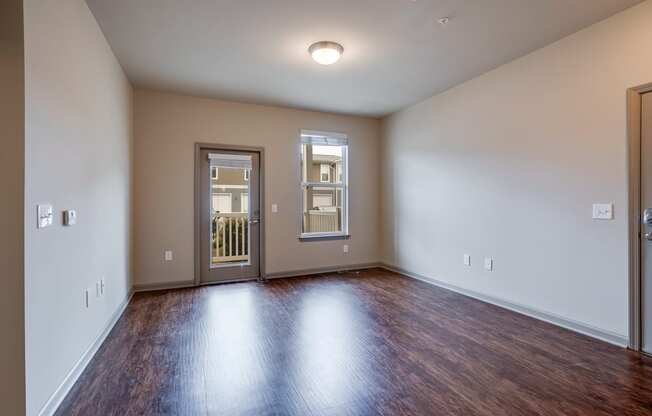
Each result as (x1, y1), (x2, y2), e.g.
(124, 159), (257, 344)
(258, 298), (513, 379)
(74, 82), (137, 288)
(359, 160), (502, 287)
(133, 89), (380, 287)
(24, 1), (133, 415)
(0, 0), (26, 414)
(381, 1), (652, 341)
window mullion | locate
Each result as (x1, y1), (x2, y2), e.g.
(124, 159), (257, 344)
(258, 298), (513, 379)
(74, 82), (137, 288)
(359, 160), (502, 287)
(302, 182), (344, 189)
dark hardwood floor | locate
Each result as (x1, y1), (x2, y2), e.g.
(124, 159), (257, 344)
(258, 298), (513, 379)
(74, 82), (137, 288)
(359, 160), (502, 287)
(56, 268), (652, 415)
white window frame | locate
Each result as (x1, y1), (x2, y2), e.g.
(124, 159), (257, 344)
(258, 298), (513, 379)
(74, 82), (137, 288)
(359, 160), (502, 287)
(299, 130), (349, 239)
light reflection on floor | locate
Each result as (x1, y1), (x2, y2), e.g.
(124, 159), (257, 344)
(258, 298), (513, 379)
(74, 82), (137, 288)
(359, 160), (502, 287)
(192, 281), (375, 414)
(56, 270), (652, 416)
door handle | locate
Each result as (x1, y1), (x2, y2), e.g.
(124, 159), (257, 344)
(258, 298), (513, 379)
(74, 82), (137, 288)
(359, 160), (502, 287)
(645, 232), (652, 241)
(249, 218), (260, 224)
(644, 208), (652, 225)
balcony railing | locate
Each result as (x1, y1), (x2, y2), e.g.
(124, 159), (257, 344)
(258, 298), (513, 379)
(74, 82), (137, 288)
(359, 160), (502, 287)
(212, 213), (249, 263)
(303, 209), (340, 233)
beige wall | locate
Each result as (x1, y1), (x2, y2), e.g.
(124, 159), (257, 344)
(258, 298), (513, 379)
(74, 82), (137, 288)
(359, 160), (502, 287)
(0, 0), (26, 414)
(134, 89), (380, 285)
(381, 1), (652, 341)
(24, 1), (133, 415)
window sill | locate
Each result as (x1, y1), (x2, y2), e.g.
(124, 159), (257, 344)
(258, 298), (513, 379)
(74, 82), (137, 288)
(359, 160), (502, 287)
(299, 233), (350, 242)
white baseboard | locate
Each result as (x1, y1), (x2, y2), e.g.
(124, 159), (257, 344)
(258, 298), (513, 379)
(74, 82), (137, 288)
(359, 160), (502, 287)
(380, 263), (628, 347)
(38, 290), (134, 416)
(265, 262), (382, 280)
(133, 280), (195, 292)
(133, 263), (382, 292)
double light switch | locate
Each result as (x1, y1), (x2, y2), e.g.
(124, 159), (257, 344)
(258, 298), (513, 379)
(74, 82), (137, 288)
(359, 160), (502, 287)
(38, 205), (78, 228)
(37, 204), (54, 228)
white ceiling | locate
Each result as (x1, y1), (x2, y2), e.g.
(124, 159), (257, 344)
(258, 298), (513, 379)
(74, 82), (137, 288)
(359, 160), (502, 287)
(86, 0), (642, 118)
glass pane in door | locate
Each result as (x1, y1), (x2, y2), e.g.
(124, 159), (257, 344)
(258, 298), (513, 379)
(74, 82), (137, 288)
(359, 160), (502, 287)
(211, 166), (250, 266)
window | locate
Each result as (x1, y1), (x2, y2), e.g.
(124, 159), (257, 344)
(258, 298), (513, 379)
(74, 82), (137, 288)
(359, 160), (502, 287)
(313, 194), (333, 208)
(212, 193), (232, 214)
(300, 130), (348, 238)
(319, 164), (330, 182)
(241, 193), (249, 213)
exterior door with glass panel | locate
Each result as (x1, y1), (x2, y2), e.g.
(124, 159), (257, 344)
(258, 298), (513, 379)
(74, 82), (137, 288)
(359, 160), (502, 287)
(642, 92), (652, 353)
(199, 149), (260, 283)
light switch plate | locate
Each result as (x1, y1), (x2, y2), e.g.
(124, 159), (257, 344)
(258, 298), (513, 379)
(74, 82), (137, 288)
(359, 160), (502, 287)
(592, 203), (614, 220)
(271, 203), (278, 213)
(343, 244), (349, 253)
(37, 204), (54, 228)
(464, 254), (471, 266)
(164, 250), (173, 261)
(484, 258), (493, 271)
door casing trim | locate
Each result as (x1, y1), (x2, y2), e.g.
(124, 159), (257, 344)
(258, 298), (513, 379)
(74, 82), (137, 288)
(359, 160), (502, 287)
(194, 142), (266, 285)
(627, 83), (652, 351)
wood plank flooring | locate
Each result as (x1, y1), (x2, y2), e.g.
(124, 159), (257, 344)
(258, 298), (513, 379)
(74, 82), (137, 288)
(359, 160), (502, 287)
(56, 268), (652, 415)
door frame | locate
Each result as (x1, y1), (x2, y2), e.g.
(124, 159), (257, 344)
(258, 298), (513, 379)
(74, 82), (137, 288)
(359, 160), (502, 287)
(194, 142), (266, 285)
(627, 83), (652, 351)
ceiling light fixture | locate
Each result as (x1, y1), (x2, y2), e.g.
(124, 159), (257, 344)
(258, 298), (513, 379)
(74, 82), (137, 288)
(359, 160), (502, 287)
(309, 41), (344, 65)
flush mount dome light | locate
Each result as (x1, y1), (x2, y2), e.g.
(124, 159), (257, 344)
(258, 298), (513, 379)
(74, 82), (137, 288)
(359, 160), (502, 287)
(309, 41), (344, 65)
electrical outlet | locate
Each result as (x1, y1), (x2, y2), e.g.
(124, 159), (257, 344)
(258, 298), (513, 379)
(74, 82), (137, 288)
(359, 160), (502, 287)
(343, 244), (349, 253)
(164, 250), (173, 261)
(484, 258), (493, 271)
(463, 254), (471, 266)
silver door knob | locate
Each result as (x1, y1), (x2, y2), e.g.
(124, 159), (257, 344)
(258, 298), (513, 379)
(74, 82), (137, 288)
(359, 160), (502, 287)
(645, 232), (652, 241)
(644, 208), (652, 225)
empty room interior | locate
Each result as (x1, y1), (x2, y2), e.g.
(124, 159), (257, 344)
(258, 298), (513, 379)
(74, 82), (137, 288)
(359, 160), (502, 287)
(5, 0), (652, 414)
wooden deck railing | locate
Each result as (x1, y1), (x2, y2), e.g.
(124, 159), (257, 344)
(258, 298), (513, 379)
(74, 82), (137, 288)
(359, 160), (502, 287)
(303, 209), (340, 233)
(212, 213), (249, 263)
